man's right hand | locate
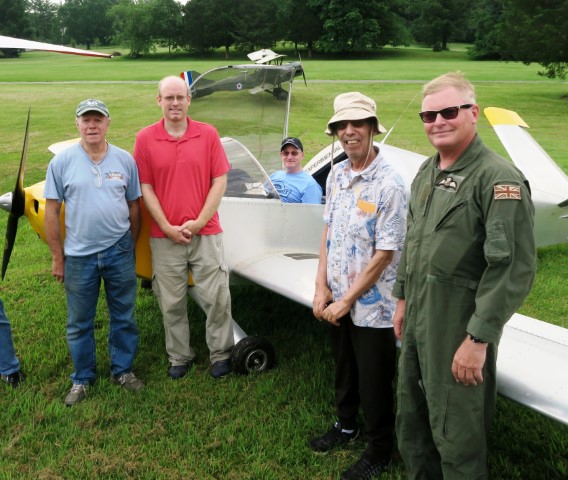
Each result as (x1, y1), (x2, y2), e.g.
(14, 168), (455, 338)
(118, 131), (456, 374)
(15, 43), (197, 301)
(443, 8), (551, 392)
(51, 258), (65, 283)
(313, 288), (332, 320)
(165, 224), (192, 244)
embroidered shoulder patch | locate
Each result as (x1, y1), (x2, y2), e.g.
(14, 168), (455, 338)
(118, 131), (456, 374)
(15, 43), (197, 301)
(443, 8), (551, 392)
(494, 184), (521, 200)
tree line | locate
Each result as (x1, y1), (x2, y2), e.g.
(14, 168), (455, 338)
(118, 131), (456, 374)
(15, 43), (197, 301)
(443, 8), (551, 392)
(1, 0), (566, 79)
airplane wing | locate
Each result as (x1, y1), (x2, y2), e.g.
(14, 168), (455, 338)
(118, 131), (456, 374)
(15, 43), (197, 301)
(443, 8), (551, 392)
(498, 313), (568, 425)
(230, 252), (319, 308)
(48, 138), (80, 155)
(228, 240), (568, 426)
(247, 49), (286, 64)
(485, 107), (568, 207)
(0, 35), (112, 58)
(486, 108), (568, 246)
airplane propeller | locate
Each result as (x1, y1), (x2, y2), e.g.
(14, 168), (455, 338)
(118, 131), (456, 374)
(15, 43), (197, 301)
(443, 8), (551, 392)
(297, 52), (307, 87)
(2, 109), (30, 280)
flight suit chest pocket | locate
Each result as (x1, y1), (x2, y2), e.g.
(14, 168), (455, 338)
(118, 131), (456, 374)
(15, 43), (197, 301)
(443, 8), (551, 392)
(434, 201), (468, 231)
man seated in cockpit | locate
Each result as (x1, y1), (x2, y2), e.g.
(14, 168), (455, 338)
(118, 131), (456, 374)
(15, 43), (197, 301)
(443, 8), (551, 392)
(269, 137), (322, 204)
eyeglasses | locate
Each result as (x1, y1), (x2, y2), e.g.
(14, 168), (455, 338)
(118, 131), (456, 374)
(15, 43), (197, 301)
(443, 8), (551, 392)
(159, 95), (189, 103)
(418, 104), (473, 123)
(334, 119), (369, 130)
(280, 150), (301, 157)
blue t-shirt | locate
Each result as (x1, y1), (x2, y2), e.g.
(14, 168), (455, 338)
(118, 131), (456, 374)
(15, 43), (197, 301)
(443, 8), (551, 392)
(269, 170), (322, 204)
(44, 143), (141, 256)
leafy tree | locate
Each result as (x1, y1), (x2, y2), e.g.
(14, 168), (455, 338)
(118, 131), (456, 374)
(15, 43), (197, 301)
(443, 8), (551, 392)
(182, 0), (236, 58)
(500, 0), (568, 79)
(232, 0), (280, 52)
(0, 0), (29, 57)
(277, 0), (323, 57)
(59, 0), (116, 48)
(406, 0), (472, 50)
(149, 0), (183, 54)
(108, 0), (155, 57)
(27, 0), (60, 43)
(310, 0), (409, 54)
(467, 0), (506, 60)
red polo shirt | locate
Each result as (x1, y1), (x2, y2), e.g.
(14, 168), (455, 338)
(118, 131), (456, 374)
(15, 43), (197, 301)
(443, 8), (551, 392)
(134, 117), (230, 237)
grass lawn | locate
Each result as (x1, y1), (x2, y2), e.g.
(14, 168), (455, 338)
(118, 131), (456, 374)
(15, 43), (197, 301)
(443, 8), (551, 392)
(1, 45), (567, 479)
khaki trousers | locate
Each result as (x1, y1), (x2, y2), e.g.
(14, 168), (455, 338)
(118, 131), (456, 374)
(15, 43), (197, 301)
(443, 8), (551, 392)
(150, 234), (234, 365)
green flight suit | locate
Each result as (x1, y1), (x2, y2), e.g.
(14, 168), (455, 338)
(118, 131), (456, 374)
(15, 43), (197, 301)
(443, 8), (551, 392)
(393, 134), (536, 479)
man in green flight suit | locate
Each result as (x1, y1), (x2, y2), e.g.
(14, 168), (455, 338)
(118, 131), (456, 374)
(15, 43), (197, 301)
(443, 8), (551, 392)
(393, 72), (537, 479)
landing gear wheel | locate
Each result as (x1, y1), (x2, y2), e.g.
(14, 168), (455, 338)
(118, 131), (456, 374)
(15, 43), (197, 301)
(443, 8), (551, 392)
(231, 336), (276, 375)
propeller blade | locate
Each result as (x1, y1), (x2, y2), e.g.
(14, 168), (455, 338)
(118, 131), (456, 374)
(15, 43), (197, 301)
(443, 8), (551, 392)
(2, 108), (30, 280)
(2, 214), (19, 280)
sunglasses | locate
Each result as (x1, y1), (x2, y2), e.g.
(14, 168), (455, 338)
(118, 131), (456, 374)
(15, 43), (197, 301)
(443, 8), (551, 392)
(419, 104), (473, 123)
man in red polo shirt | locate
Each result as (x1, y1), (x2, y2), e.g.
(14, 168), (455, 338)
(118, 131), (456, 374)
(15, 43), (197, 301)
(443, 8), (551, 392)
(134, 75), (234, 380)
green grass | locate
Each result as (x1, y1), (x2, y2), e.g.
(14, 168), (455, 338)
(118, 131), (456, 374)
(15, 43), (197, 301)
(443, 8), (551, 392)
(1, 46), (567, 479)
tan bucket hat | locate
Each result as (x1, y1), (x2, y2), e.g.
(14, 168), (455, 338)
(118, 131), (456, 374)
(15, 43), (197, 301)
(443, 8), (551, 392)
(325, 92), (387, 136)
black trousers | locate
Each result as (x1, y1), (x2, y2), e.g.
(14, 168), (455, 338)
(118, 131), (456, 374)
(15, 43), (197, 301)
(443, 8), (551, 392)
(330, 314), (396, 460)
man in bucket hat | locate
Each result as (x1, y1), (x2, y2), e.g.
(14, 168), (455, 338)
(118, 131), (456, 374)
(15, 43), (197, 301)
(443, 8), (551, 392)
(269, 137), (322, 203)
(311, 92), (407, 479)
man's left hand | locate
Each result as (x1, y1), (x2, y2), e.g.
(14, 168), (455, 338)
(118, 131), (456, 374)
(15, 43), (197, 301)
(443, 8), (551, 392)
(451, 336), (488, 386)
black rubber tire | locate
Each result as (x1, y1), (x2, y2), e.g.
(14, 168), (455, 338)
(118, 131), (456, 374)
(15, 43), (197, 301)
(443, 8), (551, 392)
(231, 336), (276, 375)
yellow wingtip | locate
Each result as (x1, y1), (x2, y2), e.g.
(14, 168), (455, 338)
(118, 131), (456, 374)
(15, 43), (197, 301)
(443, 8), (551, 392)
(484, 107), (529, 128)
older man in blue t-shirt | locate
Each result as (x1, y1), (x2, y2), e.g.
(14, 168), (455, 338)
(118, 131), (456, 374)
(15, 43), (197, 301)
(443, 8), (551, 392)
(44, 99), (144, 407)
(269, 137), (322, 204)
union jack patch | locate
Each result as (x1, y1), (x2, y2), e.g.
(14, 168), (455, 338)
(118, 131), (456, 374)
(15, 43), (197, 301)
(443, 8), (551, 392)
(494, 184), (521, 200)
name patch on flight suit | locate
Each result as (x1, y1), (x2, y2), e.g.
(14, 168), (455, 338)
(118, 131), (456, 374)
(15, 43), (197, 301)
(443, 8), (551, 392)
(493, 184), (521, 200)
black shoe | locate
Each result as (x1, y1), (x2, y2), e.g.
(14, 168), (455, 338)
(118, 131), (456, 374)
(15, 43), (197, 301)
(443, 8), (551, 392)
(168, 362), (191, 380)
(340, 454), (391, 480)
(210, 359), (231, 379)
(1, 370), (25, 388)
(309, 421), (359, 452)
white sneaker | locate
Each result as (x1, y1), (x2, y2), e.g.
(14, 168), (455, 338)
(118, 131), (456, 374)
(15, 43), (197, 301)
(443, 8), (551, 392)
(64, 383), (87, 406)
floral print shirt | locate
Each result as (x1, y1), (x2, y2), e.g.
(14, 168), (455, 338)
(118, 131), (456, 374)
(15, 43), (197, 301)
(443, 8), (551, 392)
(324, 151), (407, 327)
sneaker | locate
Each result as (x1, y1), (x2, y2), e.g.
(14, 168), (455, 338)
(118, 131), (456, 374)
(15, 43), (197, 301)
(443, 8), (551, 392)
(65, 383), (87, 406)
(111, 372), (144, 391)
(210, 359), (231, 379)
(309, 421), (359, 452)
(340, 454), (391, 480)
(168, 362), (192, 380)
(1, 370), (25, 388)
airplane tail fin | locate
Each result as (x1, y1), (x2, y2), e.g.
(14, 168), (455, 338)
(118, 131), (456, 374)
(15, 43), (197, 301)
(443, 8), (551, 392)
(180, 70), (195, 87)
(485, 107), (568, 208)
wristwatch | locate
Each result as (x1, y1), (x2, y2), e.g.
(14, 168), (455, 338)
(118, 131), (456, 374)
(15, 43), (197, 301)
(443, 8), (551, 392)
(469, 334), (486, 344)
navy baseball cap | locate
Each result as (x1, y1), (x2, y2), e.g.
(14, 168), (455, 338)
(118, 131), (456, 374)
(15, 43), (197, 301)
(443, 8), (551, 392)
(280, 137), (303, 152)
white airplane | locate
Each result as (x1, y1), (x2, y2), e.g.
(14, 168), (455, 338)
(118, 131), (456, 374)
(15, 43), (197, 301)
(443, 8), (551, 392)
(0, 35), (112, 58)
(1, 62), (567, 426)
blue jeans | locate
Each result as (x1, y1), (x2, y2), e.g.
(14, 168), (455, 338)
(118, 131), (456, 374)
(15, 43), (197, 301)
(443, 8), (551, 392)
(0, 298), (21, 375)
(64, 231), (139, 385)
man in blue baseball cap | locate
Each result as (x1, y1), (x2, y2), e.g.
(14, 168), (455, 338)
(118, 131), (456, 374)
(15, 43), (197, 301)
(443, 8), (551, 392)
(269, 137), (322, 204)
